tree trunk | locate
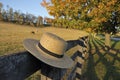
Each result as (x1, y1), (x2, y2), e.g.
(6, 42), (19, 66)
(105, 33), (111, 47)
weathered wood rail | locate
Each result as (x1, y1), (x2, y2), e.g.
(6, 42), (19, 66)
(0, 36), (89, 80)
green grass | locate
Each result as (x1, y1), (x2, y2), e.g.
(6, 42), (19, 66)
(82, 36), (120, 80)
(111, 40), (120, 50)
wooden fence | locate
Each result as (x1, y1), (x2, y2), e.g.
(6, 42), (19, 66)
(0, 36), (89, 80)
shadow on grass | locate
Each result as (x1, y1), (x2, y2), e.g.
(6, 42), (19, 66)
(82, 35), (120, 80)
(82, 36), (99, 80)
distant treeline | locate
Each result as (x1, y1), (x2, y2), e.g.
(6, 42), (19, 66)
(0, 3), (53, 27)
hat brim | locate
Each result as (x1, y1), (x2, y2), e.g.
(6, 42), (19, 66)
(23, 39), (74, 68)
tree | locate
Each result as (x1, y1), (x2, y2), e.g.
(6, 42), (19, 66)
(42, 0), (120, 47)
(18, 13), (26, 24)
(41, 0), (67, 27)
(86, 0), (120, 47)
(29, 14), (37, 27)
(1, 9), (7, 21)
(0, 2), (3, 13)
(8, 8), (13, 22)
(13, 11), (20, 23)
(0, 2), (3, 20)
(37, 16), (43, 27)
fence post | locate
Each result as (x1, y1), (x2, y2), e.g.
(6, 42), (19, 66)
(0, 51), (41, 80)
(40, 63), (67, 80)
(75, 36), (89, 80)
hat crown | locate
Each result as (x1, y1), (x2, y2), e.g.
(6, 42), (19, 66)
(40, 33), (67, 56)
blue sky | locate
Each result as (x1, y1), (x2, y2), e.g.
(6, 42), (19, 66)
(0, 0), (53, 18)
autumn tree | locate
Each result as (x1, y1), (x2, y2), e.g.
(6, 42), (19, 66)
(86, 0), (120, 47)
(41, 0), (88, 28)
(42, 0), (120, 47)
(41, 0), (66, 27)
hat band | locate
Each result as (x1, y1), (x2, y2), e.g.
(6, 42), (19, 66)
(38, 43), (64, 58)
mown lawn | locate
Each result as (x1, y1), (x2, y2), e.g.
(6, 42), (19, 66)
(82, 35), (120, 80)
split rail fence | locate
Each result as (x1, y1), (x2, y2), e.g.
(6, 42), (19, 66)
(0, 36), (89, 80)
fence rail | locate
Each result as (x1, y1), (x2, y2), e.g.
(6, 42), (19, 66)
(0, 36), (89, 80)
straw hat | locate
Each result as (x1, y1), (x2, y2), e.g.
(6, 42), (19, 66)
(23, 32), (74, 68)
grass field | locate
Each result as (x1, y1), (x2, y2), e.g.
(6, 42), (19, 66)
(0, 22), (88, 55)
(82, 36), (120, 80)
(0, 22), (120, 80)
(0, 22), (88, 79)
